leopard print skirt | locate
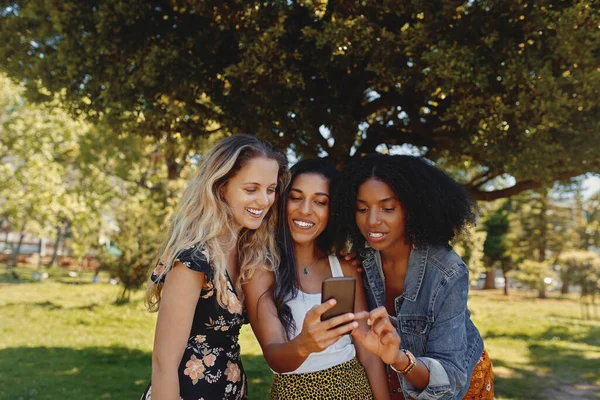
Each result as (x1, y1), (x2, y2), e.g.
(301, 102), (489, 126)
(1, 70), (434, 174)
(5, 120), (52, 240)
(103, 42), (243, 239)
(270, 357), (374, 400)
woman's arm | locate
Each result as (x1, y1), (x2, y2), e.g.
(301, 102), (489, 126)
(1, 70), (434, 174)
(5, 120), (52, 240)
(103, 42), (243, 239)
(340, 259), (391, 400)
(244, 268), (358, 373)
(354, 273), (472, 400)
(399, 273), (471, 399)
(151, 262), (204, 400)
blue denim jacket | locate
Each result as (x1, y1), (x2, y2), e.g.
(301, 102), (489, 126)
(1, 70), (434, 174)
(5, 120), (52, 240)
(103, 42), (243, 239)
(361, 245), (484, 400)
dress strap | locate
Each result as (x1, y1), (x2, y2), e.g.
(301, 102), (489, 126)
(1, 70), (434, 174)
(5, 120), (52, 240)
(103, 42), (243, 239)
(328, 254), (344, 277)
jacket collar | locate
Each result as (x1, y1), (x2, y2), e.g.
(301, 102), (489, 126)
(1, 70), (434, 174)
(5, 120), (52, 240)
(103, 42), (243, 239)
(401, 245), (429, 302)
(361, 244), (429, 302)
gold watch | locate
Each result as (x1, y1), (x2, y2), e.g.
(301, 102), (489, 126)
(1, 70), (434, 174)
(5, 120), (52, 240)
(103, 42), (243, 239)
(389, 349), (417, 375)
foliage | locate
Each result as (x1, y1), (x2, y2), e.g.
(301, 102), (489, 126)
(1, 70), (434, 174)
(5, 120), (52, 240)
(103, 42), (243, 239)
(559, 250), (600, 298)
(0, 74), (107, 265)
(452, 227), (486, 281)
(508, 189), (576, 261)
(513, 259), (552, 293)
(1, 1), (599, 199)
(482, 200), (515, 292)
(96, 193), (166, 301)
(578, 191), (600, 250)
(483, 202), (511, 266)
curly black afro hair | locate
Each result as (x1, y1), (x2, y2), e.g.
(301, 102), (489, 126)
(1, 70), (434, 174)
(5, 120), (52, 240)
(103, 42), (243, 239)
(331, 154), (477, 251)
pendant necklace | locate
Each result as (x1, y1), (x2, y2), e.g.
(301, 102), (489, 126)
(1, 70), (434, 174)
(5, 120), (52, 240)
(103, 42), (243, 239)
(302, 257), (321, 275)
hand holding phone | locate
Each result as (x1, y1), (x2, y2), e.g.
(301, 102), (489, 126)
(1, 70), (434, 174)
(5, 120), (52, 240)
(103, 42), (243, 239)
(321, 276), (356, 320)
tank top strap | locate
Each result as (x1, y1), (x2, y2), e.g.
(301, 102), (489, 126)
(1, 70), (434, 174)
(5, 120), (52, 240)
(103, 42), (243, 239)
(328, 254), (344, 277)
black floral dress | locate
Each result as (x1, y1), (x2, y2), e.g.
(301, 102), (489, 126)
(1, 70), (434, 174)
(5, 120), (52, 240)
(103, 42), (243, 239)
(142, 244), (248, 400)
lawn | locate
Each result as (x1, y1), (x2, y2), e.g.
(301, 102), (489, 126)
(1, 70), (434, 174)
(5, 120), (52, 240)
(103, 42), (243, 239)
(1, 267), (598, 400)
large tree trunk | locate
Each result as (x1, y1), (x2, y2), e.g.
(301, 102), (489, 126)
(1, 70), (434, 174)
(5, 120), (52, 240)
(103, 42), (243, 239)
(484, 269), (496, 289)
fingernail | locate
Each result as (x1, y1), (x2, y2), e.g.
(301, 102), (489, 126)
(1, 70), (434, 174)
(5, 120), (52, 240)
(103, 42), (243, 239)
(367, 319), (372, 326)
(352, 322), (358, 328)
(348, 313), (354, 319)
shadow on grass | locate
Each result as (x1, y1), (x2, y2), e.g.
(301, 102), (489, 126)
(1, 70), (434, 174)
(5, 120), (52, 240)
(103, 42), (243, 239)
(491, 325), (600, 399)
(1, 301), (101, 311)
(528, 341), (600, 384)
(492, 358), (548, 400)
(0, 346), (151, 400)
(0, 346), (272, 400)
(242, 353), (272, 399)
(0, 271), (34, 284)
(485, 324), (600, 347)
(54, 279), (96, 285)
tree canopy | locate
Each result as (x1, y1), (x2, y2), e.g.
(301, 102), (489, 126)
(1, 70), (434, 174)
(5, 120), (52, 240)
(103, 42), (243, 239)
(1, 0), (599, 200)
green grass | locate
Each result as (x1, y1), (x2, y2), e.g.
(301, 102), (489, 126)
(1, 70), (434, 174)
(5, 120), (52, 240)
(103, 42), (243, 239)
(1, 267), (599, 399)
(468, 291), (600, 400)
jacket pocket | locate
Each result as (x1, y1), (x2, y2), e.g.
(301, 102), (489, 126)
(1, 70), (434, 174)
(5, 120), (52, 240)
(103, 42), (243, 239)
(399, 315), (429, 355)
(400, 315), (430, 335)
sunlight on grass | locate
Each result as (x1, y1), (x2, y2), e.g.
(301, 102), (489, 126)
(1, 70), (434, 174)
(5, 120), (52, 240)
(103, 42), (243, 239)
(1, 272), (599, 400)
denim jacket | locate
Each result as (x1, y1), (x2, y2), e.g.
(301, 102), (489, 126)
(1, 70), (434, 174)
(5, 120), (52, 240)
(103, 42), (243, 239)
(361, 245), (484, 400)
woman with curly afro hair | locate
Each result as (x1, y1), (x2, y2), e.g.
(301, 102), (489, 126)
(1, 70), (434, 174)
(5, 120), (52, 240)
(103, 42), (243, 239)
(331, 154), (493, 400)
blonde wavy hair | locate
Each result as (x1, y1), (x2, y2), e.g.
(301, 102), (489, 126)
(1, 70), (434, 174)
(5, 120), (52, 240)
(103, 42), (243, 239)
(146, 134), (289, 311)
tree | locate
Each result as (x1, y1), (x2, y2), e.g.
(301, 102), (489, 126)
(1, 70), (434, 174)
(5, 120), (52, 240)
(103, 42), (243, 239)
(482, 200), (513, 294)
(97, 193), (166, 301)
(0, 73), (132, 270)
(578, 191), (600, 251)
(452, 228), (486, 283)
(513, 259), (552, 298)
(1, 74), (81, 267)
(507, 188), (577, 298)
(1, 1), (598, 200)
(559, 250), (600, 319)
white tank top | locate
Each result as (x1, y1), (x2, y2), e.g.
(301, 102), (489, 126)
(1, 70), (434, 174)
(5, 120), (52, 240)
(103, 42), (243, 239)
(278, 254), (356, 374)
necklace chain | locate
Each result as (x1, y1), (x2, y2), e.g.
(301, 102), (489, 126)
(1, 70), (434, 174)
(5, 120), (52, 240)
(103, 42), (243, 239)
(301, 257), (321, 275)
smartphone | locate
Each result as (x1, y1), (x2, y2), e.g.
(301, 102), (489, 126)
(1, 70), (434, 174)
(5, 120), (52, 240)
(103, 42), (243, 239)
(321, 276), (356, 321)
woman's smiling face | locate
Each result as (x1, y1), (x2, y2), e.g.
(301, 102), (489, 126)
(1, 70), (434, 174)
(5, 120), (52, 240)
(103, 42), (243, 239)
(355, 178), (406, 251)
(286, 173), (331, 245)
(222, 156), (280, 231)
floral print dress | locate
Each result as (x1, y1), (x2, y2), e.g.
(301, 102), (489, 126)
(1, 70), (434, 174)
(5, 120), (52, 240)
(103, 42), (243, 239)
(142, 244), (248, 400)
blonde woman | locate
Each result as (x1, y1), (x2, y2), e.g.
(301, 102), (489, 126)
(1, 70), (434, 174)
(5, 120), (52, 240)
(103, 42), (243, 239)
(142, 135), (288, 400)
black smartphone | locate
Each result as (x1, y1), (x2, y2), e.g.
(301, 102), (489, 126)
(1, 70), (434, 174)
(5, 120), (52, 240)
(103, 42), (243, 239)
(321, 276), (356, 320)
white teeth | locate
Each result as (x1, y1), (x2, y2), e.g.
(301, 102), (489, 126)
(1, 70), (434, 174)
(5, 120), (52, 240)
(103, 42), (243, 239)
(293, 220), (314, 228)
(246, 208), (263, 216)
(369, 232), (384, 238)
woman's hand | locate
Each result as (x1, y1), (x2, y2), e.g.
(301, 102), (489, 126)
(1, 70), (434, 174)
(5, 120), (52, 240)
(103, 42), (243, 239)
(338, 249), (362, 272)
(352, 306), (401, 365)
(296, 299), (358, 356)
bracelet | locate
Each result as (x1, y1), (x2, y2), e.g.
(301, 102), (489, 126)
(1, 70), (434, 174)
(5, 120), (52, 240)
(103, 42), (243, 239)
(389, 349), (417, 375)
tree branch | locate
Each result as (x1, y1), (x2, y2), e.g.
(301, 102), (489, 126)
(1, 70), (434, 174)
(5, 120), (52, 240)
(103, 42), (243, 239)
(467, 169), (493, 187)
(469, 171), (584, 201)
